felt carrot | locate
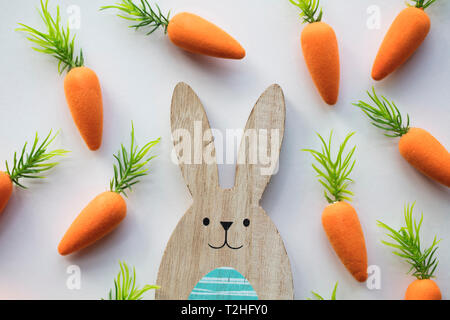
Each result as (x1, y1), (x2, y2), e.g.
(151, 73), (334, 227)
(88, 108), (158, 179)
(354, 88), (450, 188)
(0, 131), (68, 215)
(58, 124), (159, 255)
(378, 203), (442, 300)
(101, 0), (245, 59)
(289, 0), (340, 105)
(18, 0), (103, 150)
(303, 132), (368, 282)
(308, 281), (338, 300)
(105, 261), (159, 300)
(371, 0), (437, 81)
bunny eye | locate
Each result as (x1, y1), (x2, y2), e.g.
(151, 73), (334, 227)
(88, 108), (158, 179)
(243, 219), (250, 227)
(203, 217), (210, 226)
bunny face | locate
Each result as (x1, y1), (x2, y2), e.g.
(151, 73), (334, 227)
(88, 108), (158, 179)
(179, 188), (271, 254)
(194, 189), (251, 251)
(156, 83), (294, 300)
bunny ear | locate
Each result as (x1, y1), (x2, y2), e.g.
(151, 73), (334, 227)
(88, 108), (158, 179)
(234, 84), (286, 204)
(171, 82), (219, 198)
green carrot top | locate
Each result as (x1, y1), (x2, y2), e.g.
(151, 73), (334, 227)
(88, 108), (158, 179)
(308, 281), (338, 300)
(303, 132), (356, 204)
(289, 0), (323, 24)
(100, 0), (170, 35)
(408, 0), (437, 9)
(5, 130), (68, 188)
(105, 261), (160, 300)
(109, 123), (160, 196)
(17, 0), (84, 74)
(377, 203), (440, 280)
(353, 88), (410, 138)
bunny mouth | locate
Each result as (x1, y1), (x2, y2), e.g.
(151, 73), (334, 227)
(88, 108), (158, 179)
(208, 230), (243, 250)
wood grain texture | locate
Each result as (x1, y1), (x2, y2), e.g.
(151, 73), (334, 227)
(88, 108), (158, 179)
(156, 82), (293, 300)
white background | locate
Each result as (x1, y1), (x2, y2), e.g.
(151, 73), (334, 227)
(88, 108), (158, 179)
(0, 0), (449, 300)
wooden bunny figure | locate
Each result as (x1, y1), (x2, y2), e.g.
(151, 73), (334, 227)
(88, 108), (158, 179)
(156, 82), (293, 300)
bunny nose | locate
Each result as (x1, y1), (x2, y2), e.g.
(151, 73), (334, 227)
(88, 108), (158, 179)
(220, 221), (233, 231)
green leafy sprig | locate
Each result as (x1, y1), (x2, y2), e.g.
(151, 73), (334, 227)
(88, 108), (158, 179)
(289, 0), (323, 24)
(5, 130), (69, 188)
(17, 0), (84, 74)
(377, 203), (440, 280)
(106, 261), (160, 300)
(353, 88), (410, 138)
(110, 123), (160, 196)
(408, 0), (437, 9)
(303, 132), (356, 204)
(308, 282), (338, 300)
(101, 0), (170, 35)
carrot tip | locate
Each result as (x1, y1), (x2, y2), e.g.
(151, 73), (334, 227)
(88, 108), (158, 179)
(236, 49), (246, 60)
(57, 244), (69, 256)
(355, 272), (368, 282)
(87, 143), (102, 151)
(371, 71), (384, 81)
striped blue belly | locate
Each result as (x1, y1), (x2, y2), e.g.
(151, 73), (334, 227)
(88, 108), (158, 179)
(188, 267), (258, 300)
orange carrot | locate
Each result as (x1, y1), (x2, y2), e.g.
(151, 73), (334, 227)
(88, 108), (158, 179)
(0, 131), (67, 215)
(304, 132), (368, 282)
(290, 0), (340, 105)
(405, 279), (442, 300)
(101, 1), (245, 59)
(0, 172), (13, 214)
(58, 191), (126, 255)
(354, 88), (450, 188)
(398, 128), (450, 187)
(18, 0), (103, 150)
(322, 202), (368, 282)
(372, 1), (436, 81)
(378, 203), (442, 300)
(167, 12), (245, 59)
(58, 124), (159, 255)
(64, 67), (103, 150)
